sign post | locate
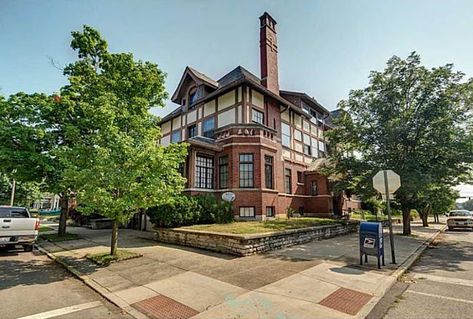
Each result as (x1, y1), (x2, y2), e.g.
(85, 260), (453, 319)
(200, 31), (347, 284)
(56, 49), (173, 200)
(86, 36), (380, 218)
(373, 170), (401, 264)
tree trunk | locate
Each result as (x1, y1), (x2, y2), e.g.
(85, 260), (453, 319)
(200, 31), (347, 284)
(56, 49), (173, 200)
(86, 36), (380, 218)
(420, 205), (429, 227)
(58, 194), (69, 236)
(421, 211), (429, 227)
(110, 219), (118, 256)
(402, 207), (411, 235)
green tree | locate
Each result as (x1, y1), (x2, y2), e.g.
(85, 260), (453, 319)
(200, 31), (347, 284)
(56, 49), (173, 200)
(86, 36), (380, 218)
(327, 52), (473, 235)
(463, 199), (473, 211)
(60, 26), (187, 255)
(0, 93), (53, 207)
(0, 173), (42, 207)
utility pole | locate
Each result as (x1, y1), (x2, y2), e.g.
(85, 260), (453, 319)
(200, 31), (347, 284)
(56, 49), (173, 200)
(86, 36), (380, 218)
(10, 179), (16, 206)
(383, 170), (396, 264)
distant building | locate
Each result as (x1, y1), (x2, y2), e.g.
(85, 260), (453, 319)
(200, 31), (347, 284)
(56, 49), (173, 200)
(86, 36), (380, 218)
(159, 12), (360, 219)
(32, 193), (60, 211)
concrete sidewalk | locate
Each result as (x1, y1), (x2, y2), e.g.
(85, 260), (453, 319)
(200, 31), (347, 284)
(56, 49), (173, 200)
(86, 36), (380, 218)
(38, 221), (445, 319)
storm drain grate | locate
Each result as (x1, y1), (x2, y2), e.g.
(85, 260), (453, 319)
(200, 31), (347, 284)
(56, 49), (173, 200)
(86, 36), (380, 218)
(319, 287), (373, 315)
(132, 294), (199, 319)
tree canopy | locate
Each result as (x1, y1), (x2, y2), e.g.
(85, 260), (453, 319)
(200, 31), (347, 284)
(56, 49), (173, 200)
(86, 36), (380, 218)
(58, 26), (187, 255)
(326, 52), (473, 234)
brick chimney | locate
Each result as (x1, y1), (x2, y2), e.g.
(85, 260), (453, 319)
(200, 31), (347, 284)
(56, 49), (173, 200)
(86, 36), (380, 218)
(259, 12), (279, 95)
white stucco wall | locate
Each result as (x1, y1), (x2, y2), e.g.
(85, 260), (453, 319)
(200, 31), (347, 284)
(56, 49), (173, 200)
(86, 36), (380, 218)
(252, 90), (264, 108)
(217, 108), (236, 128)
(218, 91), (235, 111)
(204, 100), (216, 116)
(161, 121), (171, 135)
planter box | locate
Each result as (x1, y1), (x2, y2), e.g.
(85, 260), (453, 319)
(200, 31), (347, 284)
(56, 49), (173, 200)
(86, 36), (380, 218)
(155, 222), (358, 256)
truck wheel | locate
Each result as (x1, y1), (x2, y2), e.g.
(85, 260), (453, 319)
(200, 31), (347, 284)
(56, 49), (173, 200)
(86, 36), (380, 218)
(23, 245), (33, 252)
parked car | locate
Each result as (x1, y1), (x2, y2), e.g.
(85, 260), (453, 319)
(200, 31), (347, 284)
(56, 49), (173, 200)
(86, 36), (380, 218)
(447, 210), (473, 231)
(0, 206), (39, 251)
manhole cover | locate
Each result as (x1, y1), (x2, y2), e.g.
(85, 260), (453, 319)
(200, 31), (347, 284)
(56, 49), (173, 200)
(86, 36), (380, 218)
(132, 294), (199, 319)
(319, 287), (372, 315)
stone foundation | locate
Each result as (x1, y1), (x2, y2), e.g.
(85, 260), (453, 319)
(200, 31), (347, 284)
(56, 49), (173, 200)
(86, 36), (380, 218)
(155, 222), (358, 256)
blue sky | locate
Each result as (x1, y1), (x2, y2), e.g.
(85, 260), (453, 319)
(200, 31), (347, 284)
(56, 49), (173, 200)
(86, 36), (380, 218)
(1, 1), (472, 196)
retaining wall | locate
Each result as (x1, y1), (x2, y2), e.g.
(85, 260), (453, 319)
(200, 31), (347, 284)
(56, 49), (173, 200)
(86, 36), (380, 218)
(155, 222), (358, 256)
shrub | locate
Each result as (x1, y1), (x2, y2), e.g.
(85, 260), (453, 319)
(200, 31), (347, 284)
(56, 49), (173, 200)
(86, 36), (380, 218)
(195, 194), (233, 224)
(148, 196), (201, 228)
(214, 200), (233, 224)
(147, 194), (233, 228)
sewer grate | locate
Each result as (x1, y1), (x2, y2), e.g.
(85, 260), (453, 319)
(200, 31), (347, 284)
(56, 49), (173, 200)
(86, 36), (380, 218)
(319, 287), (373, 315)
(132, 294), (199, 319)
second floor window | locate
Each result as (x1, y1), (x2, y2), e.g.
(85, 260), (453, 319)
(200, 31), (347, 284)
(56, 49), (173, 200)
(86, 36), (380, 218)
(187, 124), (197, 138)
(252, 109), (264, 125)
(219, 156), (228, 189)
(303, 133), (311, 155)
(239, 154), (254, 188)
(284, 168), (292, 194)
(264, 155), (273, 189)
(171, 130), (181, 143)
(203, 117), (215, 139)
(195, 155), (213, 189)
(282, 123), (291, 148)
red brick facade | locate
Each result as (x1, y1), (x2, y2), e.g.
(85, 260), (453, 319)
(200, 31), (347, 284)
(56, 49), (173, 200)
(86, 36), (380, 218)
(159, 12), (361, 220)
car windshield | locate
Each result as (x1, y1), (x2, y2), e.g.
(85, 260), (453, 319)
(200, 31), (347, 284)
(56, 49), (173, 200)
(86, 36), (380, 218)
(449, 211), (472, 217)
(0, 207), (29, 218)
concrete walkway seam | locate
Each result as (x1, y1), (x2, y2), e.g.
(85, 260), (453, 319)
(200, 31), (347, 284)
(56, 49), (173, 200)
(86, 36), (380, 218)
(35, 244), (150, 319)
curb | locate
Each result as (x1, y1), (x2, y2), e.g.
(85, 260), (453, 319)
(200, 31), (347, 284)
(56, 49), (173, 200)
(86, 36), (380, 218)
(36, 244), (149, 319)
(360, 225), (446, 319)
(390, 225), (446, 280)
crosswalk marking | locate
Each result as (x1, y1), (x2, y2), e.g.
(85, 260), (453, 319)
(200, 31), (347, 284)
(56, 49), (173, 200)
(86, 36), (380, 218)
(406, 290), (473, 305)
(16, 301), (102, 319)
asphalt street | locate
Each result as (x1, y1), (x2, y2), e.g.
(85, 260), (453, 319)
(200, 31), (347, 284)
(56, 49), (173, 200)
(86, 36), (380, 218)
(374, 228), (473, 319)
(0, 246), (131, 319)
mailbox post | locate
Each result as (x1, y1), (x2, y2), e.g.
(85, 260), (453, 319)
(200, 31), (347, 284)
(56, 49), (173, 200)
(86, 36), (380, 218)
(359, 222), (385, 269)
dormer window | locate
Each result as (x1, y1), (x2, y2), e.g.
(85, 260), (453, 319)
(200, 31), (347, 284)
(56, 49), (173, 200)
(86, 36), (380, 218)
(188, 88), (197, 109)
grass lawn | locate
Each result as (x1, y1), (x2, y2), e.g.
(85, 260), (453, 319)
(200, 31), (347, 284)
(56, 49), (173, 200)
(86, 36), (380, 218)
(86, 249), (142, 266)
(40, 233), (80, 242)
(350, 212), (387, 221)
(182, 217), (344, 235)
(39, 225), (54, 232)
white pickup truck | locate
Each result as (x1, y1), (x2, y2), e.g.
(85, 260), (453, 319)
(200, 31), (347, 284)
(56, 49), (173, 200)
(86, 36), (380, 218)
(0, 206), (39, 252)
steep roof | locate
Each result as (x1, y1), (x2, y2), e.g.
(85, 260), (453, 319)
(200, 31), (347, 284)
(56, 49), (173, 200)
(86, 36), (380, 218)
(162, 65), (311, 124)
(187, 67), (219, 88)
(171, 66), (219, 103)
(279, 90), (330, 115)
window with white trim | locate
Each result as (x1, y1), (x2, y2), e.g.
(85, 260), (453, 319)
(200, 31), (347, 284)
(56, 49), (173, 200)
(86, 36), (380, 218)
(239, 207), (255, 218)
(266, 206), (275, 217)
(252, 109), (264, 125)
(282, 123), (291, 148)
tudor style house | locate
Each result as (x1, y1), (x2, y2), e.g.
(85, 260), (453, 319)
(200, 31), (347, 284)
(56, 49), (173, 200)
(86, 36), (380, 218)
(159, 12), (360, 219)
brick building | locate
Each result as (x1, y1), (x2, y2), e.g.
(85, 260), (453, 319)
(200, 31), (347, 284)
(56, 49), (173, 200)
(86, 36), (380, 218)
(159, 12), (361, 219)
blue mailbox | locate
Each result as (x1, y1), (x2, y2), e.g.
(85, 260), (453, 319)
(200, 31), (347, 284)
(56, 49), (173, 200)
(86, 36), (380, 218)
(359, 222), (385, 269)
